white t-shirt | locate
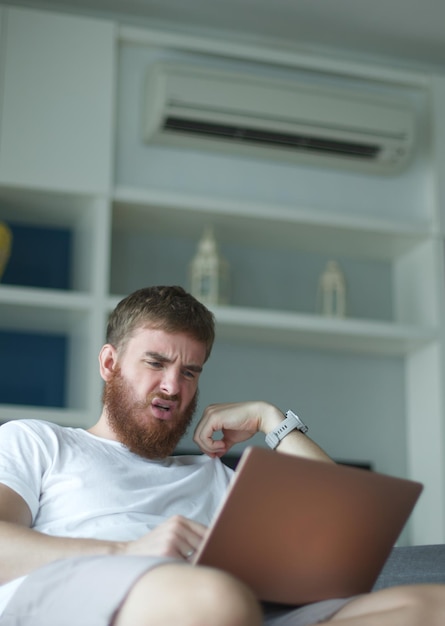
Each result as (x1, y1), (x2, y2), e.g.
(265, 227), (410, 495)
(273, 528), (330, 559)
(0, 419), (234, 614)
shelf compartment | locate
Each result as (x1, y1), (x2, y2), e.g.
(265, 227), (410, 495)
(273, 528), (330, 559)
(112, 187), (433, 323)
(0, 185), (104, 292)
(0, 286), (94, 411)
(1, 221), (72, 290)
(113, 186), (431, 261)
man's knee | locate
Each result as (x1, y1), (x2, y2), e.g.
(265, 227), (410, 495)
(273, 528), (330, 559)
(113, 562), (262, 626)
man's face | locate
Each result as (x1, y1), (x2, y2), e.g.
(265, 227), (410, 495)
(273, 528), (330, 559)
(102, 327), (206, 459)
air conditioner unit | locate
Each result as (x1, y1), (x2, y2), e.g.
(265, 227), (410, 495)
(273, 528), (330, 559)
(143, 61), (416, 175)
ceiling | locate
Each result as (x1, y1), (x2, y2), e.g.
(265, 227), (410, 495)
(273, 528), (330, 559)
(7, 0), (445, 71)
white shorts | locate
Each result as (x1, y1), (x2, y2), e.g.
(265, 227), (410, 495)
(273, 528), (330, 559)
(0, 555), (354, 626)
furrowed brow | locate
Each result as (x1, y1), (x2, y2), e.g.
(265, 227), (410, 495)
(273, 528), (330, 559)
(144, 351), (171, 363)
(144, 352), (203, 373)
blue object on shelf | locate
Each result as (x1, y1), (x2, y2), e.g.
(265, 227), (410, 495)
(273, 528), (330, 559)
(1, 223), (72, 289)
(0, 331), (67, 407)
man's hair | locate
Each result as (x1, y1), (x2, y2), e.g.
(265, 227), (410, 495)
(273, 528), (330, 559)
(106, 285), (215, 361)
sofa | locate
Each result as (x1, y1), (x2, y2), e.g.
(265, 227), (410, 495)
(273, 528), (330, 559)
(373, 544), (445, 590)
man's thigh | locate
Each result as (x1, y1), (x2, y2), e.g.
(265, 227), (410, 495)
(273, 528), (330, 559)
(0, 555), (174, 626)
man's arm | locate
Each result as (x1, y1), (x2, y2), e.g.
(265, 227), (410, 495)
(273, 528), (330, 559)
(0, 485), (206, 584)
(0, 484), (122, 583)
(193, 401), (333, 463)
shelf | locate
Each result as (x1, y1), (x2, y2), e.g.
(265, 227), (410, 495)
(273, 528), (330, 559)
(214, 306), (437, 355)
(0, 185), (99, 227)
(0, 405), (91, 428)
(113, 186), (431, 261)
(107, 296), (436, 356)
(0, 285), (91, 333)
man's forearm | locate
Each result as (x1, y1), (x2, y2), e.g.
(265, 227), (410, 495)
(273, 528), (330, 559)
(275, 428), (334, 462)
(0, 521), (119, 584)
(260, 403), (333, 463)
(194, 400), (334, 462)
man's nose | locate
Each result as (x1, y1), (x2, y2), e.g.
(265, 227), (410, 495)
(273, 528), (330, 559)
(160, 369), (181, 395)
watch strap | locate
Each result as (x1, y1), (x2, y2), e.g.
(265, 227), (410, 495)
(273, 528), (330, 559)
(265, 410), (308, 450)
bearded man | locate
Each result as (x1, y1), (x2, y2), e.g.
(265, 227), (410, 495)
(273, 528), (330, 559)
(0, 286), (443, 626)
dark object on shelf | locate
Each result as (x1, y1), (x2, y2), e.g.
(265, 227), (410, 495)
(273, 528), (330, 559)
(0, 331), (67, 407)
(1, 222), (72, 290)
(0, 221), (12, 281)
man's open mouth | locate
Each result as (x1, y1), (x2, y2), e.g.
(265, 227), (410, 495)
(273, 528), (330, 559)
(151, 399), (177, 420)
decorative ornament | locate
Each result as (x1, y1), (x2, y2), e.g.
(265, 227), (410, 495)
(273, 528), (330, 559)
(317, 260), (346, 318)
(0, 221), (12, 281)
(189, 226), (229, 306)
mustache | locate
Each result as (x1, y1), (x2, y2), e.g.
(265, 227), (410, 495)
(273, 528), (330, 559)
(136, 391), (180, 410)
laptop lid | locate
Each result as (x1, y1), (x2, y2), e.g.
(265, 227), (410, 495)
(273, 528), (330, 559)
(193, 446), (423, 604)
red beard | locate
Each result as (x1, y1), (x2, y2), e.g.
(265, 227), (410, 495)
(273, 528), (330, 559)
(102, 366), (198, 459)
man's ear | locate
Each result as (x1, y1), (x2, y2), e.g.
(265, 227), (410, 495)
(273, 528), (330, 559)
(99, 344), (117, 382)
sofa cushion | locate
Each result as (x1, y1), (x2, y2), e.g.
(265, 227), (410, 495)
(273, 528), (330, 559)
(373, 545), (445, 590)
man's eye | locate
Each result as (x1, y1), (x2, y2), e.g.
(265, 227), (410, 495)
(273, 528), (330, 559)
(183, 370), (196, 380)
(147, 361), (162, 369)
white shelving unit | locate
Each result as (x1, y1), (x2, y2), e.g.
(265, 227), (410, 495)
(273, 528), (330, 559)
(0, 4), (444, 545)
(111, 185), (437, 356)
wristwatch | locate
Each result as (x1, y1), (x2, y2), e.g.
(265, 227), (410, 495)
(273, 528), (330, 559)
(265, 410), (309, 450)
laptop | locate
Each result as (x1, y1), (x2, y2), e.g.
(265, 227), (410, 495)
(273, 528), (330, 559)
(193, 446), (423, 604)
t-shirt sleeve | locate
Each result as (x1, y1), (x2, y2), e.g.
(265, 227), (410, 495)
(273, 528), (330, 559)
(0, 421), (49, 522)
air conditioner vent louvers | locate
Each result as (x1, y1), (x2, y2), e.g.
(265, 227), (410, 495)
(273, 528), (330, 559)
(164, 116), (381, 160)
(144, 61), (416, 175)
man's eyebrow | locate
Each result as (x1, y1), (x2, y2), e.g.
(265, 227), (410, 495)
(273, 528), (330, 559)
(144, 351), (170, 362)
(144, 352), (203, 373)
(186, 364), (203, 373)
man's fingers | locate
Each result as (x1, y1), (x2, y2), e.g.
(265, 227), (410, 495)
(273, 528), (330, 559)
(125, 515), (208, 559)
